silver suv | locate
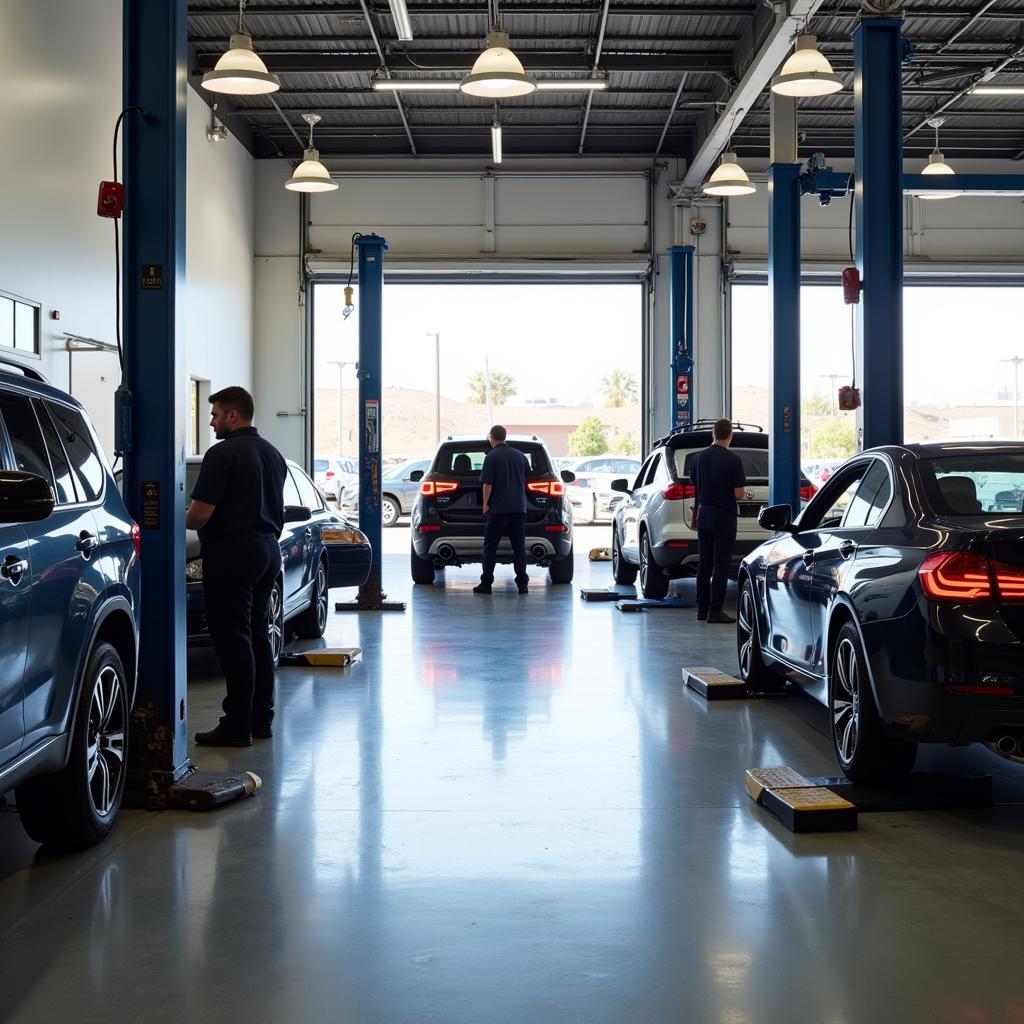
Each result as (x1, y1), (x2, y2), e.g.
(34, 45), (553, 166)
(609, 423), (814, 598)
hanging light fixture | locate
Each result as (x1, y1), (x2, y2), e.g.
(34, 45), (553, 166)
(920, 117), (957, 200)
(201, 0), (280, 96)
(702, 152), (757, 196)
(387, 0), (414, 42)
(461, 28), (536, 98)
(284, 114), (338, 193)
(491, 120), (503, 164)
(771, 33), (842, 97)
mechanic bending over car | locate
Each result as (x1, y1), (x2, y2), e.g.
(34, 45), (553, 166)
(690, 417), (746, 624)
(185, 386), (288, 747)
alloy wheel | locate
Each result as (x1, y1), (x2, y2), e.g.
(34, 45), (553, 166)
(639, 534), (649, 588)
(87, 664), (126, 819)
(315, 562), (329, 632)
(737, 586), (754, 678)
(832, 637), (860, 764)
(382, 498), (399, 526)
(269, 583), (284, 663)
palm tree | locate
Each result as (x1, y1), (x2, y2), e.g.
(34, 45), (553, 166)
(467, 368), (517, 406)
(601, 369), (639, 408)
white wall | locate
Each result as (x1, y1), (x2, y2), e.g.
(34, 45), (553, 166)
(0, 1), (255, 457)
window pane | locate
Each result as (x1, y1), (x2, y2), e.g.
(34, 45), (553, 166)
(35, 402), (78, 504)
(292, 467), (323, 511)
(919, 453), (1024, 515)
(843, 461), (888, 528)
(47, 402), (104, 501)
(805, 467), (866, 530)
(0, 390), (53, 483)
(0, 297), (12, 350)
(282, 469), (301, 507)
(14, 303), (36, 353)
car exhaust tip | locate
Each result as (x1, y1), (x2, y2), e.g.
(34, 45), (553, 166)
(437, 544), (456, 563)
(985, 732), (1024, 763)
(530, 544), (547, 560)
(996, 734), (1017, 755)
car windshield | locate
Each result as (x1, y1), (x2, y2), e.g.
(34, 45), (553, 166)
(918, 452), (1024, 515)
(675, 447), (769, 483)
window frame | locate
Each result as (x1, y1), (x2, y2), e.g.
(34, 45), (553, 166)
(0, 289), (41, 358)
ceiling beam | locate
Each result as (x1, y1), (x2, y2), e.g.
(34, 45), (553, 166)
(578, 0), (612, 154)
(681, 0), (828, 190)
(187, 3), (757, 17)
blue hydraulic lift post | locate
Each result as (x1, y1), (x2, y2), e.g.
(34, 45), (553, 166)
(854, 16), (905, 449)
(121, 0), (192, 800)
(667, 245), (695, 433)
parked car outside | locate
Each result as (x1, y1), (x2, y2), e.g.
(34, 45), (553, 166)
(183, 456), (371, 662)
(313, 455), (358, 502)
(0, 359), (140, 849)
(609, 422), (815, 599)
(339, 457), (431, 527)
(560, 456), (642, 523)
(803, 459), (843, 490)
(409, 435), (575, 585)
(737, 442), (1024, 782)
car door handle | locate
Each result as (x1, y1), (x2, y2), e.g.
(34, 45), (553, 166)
(1, 555), (28, 580)
(801, 549), (815, 567)
(76, 532), (98, 554)
(839, 540), (858, 558)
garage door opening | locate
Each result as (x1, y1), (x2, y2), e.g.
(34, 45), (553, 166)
(312, 282), (643, 510)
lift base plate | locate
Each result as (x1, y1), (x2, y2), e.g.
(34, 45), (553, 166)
(580, 587), (636, 602)
(278, 648), (361, 668)
(683, 666), (748, 700)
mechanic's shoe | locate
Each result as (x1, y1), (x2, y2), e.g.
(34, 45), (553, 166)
(696, 608), (708, 621)
(252, 724), (273, 739)
(194, 725), (252, 747)
(707, 610), (736, 624)
(473, 583), (492, 595)
(517, 584), (529, 595)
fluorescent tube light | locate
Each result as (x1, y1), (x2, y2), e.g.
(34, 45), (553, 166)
(971, 85), (1024, 95)
(371, 79), (462, 92)
(534, 79), (609, 91)
(491, 120), (502, 164)
(387, 0), (414, 42)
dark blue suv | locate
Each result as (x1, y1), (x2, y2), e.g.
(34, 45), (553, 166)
(0, 360), (140, 849)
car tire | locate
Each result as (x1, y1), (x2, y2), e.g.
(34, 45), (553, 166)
(736, 578), (783, 692)
(548, 545), (574, 584)
(292, 557), (329, 639)
(829, 621), (917, 784)
(16, 641), (129, 850)
(639, 530), (669, 600)
(269, 579), (285, 667)
(382, 495), (400, 528)
(611, 527), (637, 584)
(411, 546), (436, 584)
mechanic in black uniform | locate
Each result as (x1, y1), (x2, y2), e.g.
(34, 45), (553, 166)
(474, 424), (530, 595)
(689, 418), (746, 624)
(186, 386), (288, 746)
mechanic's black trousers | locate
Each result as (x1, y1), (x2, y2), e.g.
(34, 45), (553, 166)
(202, 534), (283, 734)
(480, 512), (529, 587)
(696, 522), (736, 613)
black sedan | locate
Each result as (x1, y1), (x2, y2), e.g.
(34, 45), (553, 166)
(736, 442), (1024, 782)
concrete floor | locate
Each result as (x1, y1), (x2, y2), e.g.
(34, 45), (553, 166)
(2, 529), (1024, 1022)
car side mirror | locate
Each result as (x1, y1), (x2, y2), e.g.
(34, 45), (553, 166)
(758, 503), (794, 533)
(0, 471), (55, 524)
(409, 470), (424, 482)
(610, 478), (630, 493)
(283, 505), (311, 524)
(560, 470), (576, 483)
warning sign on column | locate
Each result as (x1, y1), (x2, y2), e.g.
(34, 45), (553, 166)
(365, 400), (379, 454)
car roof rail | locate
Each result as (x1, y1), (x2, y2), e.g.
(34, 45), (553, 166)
(0, 355), (48, 384)
(653, 419), (765, 447)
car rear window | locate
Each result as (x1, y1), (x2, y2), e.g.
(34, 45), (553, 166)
(433, 442), (552, 476)
(313, 459), (329, 473)
(918, 453), (1024, 515)
(675, 447), (769, 483)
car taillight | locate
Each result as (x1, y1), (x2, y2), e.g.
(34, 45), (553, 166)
(918, 551), (993, 603)
(992, 560), (1024, 603)
(420, 480), (458, 497)
(527, 480), (565, 497)
(131, 521), (141, 559)
(800, 484), (817, 501)
(662, 483), (695, 500)
(325, 470), (335, 478)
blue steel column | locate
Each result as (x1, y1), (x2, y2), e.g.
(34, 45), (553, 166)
(667, 245), (695, 432)
(356, 235), (388, 608)
(122, 0), (192, 799)
(768, 163), (802, 511)
(854, 17), (905, 448)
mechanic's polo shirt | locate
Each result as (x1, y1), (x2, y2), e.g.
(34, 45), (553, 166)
(690, 443), (745, 531)
(480, 442), (528, 515)
(191, 427), (288, 546)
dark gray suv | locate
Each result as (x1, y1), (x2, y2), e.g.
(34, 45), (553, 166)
(0, 360), (140, 849)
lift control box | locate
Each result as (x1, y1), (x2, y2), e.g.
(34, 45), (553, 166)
(97, 180), (124, 219)
(838, 385), (861, 411)
(841, 266), (861, 305)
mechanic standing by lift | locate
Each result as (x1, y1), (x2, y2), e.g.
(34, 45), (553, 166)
(186, 386), (287, 746)
(690, 418), (746, 624)
(474, 424), (530, 595)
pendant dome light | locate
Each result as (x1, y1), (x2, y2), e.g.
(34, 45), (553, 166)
(461, 28), (536, 98)
(702, 109), (756, 197)
(284, 114), (338, 193)
(201, 0), (280, 96)
(920, 117), (957, 200)
(771, 33), (842, 97)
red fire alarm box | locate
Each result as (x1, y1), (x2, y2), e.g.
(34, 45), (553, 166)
(838, 385), (861, 411)
(97, 181), (125, 219)
(841, 267), (861, 305)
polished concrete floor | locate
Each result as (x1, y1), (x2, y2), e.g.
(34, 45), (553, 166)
(2, 530), (1024, 1023)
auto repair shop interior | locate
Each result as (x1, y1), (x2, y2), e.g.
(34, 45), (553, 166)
(1, 1), (1024, 1021)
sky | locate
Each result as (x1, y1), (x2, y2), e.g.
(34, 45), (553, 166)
(732, 284), (1024, 407)
(313, 282), (643, 407)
